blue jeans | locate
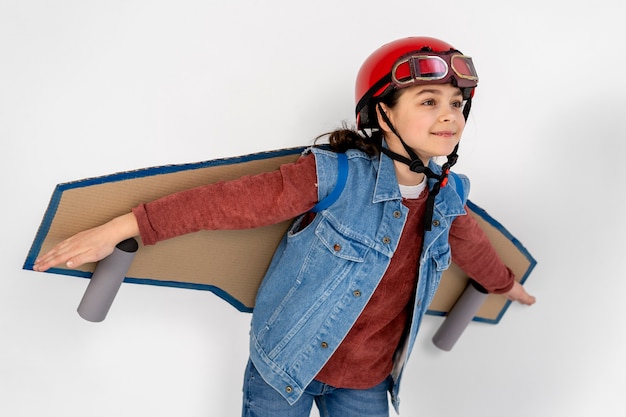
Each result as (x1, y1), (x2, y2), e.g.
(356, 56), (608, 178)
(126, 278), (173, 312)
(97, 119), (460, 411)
(242, 360), (391, 417)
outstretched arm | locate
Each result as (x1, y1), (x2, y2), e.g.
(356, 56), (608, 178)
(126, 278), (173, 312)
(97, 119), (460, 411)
(450, 210), (536, 306)
(33, 153), (320, 272)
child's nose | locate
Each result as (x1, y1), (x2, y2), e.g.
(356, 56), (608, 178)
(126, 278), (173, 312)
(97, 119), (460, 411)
(439, 108), (456, 122)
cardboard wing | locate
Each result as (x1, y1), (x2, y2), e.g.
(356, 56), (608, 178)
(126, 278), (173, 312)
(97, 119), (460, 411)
(23, 147), (536, 323)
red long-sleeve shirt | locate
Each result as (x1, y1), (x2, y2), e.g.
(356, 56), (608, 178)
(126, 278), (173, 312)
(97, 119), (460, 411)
(133, 152), (514, 388)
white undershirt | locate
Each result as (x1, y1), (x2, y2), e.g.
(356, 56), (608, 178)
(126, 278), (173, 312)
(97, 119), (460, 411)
(398, 178), (427, 199)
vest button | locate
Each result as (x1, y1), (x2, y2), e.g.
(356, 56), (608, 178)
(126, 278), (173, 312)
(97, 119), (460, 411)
(333, 244), (341, 251)
(320, 341), (329, 349)
(382, 236), (391, 244)
(353, 290), (361, 297)
(432, 220), (440, 227)
(393, 210), (401, 218)
(285, 386), (293, 393)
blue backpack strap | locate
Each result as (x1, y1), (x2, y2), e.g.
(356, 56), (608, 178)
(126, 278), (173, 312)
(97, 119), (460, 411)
(448, 171), (466, 204)
(310, 152), (348, 213)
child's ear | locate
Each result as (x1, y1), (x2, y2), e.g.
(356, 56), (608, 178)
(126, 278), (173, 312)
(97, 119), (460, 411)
(375, 103), (393, 134)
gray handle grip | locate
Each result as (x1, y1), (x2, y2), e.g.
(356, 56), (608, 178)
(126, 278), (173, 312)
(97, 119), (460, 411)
(77, 238), (138, 322)
(432, 280), (488, 351)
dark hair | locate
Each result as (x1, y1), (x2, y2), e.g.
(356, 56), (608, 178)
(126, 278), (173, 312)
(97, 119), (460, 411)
(315, 87), (403, 155)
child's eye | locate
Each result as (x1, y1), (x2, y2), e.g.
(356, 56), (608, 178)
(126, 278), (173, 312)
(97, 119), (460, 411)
(452, 100), (464, 108)
(422, 99), (436, 106)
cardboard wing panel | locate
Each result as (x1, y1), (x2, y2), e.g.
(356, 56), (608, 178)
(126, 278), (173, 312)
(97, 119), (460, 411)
(24, 147), (536, 322)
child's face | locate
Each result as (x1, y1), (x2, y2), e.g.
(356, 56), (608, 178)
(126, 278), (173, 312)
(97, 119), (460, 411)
(381, 83), (466, 163)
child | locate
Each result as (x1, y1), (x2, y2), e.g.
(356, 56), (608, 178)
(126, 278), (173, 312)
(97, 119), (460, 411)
(34, 36), (535, 417)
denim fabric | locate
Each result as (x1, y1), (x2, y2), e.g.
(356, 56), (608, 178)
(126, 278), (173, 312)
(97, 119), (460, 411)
(249, 147), (469, 413)
(242, 359), (391, 417)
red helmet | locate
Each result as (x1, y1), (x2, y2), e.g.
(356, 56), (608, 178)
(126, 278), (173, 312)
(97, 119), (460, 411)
(355, 36), (478, 129)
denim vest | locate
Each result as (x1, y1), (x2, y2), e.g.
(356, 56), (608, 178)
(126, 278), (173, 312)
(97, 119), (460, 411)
(249, 147), (469, 412)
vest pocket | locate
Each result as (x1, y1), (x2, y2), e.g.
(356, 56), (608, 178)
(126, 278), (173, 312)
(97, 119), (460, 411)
(315, 219), (370, 262)
(431, 245), (451, 271)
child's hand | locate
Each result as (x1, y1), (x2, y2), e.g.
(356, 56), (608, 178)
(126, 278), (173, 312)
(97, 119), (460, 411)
(33, 213), (139, 272)
(33, 226), (117, 272)
(504, 281), (536, 306)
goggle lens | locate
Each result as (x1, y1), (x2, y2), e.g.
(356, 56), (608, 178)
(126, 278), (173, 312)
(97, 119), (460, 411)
(451, 55), (478, 80)
(415, 56), (448, 78)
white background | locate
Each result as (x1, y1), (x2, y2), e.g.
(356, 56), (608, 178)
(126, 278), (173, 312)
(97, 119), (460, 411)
(2, 1), (625, 416)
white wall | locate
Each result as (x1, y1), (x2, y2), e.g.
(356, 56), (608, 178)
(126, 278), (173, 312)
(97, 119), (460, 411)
(2, 1), (625, 416)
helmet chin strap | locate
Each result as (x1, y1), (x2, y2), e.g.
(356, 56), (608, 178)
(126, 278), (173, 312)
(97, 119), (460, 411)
(376, 103), (459, 231)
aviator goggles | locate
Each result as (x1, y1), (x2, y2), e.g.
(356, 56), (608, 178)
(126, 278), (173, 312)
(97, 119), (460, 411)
(391, 52), (478, 89)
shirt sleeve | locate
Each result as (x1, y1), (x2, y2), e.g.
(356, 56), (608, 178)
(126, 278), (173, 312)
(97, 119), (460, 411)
(132, 153), (319, 245)
(449, 210), (515, 294)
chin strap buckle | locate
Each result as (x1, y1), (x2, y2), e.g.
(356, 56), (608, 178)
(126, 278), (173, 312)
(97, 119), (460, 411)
(440, 167), (450, 188)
